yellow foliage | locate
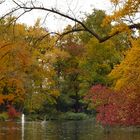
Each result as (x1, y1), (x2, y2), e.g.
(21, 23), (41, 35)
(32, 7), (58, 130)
(109, 23), (131, 35)
(109, 38), (140, 90)
(103, 0), (140, 36)
(51, 89), (60, 97)
(106, 0), (140, 22)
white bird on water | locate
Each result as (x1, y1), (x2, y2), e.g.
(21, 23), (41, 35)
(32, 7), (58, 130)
(41, 115), (47, 125)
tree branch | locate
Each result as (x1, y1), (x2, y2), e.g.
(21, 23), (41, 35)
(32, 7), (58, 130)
(1, 0), (140, 43)
(129, 23), (140, 29)
(11, 0), (103, 41)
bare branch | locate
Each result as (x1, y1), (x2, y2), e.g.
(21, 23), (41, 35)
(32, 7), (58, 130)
(0, 0), (5, 4)
(0, 7), (20, 20)
(129, 23), (140, 29)
(0, 43), (13, 49)
(0, 77), (5, 82)
(10, 1), (102, 40)
(1, 0), (140, 43)
(0, 51), (10, 60)
(33, 32), (60, 46)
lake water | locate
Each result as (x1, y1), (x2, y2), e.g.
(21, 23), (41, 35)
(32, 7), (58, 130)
(0, 119), (139, 140)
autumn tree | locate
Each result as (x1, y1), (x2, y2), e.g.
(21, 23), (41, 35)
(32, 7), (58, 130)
(80, 38), (121, 88)
(109, 39), (140, 89)
(54, 10), (125, 113)
(78, 10), (123, 94)
(52, 25), (85, 113)
(0, 18), (60, 113)
(0, 0), (139, 122)
(0, 18), (31, 111)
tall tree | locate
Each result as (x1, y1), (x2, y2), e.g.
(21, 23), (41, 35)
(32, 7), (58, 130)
(0, 18), (59, 113)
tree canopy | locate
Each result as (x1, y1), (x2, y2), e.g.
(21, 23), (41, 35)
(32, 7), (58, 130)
(0, 1), (140, 125)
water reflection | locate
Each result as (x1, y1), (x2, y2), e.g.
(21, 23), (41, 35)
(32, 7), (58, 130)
(0, 120), (139, 140)
(0, 122), (21, 140)
(21, 121), (24, 140)
(21, 114), (25, 140)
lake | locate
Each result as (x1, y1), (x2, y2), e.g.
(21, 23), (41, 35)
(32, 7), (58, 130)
(0, 119), (139, 140)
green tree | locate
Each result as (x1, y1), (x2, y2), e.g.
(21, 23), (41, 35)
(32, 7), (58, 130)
(79, 38), (121, 91)
(54, 32), (85, 112)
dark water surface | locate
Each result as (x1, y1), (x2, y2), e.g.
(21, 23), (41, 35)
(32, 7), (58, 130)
(0, 119), (139, 140)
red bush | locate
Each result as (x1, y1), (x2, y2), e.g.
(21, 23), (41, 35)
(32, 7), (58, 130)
(7, 105), (21, 120)
(85, 84), (140, 126)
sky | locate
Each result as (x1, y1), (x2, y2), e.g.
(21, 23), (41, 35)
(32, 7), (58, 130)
(0, 0), (112, 31)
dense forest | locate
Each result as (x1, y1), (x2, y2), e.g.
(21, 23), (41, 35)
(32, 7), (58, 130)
(0, 0), (140, 126)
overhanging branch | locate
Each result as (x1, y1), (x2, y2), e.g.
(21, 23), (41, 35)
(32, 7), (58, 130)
(1, 0), (140, 43)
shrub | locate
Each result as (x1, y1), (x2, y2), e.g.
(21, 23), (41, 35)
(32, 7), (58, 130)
(0, 112), (9, 121)
(85, 84), (140, 126)
(61, 112), (89, 120)
(7, 105), (21, 120)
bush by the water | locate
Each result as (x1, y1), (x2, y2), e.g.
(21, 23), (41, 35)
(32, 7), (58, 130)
(60, 112), (89, 120)
(26, 112), (89, 121)
(7, 105), (20, 120)
(0, 112), (9, 121)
